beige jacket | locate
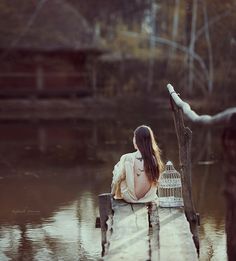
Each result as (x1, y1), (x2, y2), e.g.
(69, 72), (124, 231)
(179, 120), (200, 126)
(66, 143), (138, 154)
(111, 151), (158, 203)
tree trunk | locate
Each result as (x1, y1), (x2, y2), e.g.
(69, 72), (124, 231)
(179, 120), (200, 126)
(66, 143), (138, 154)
(169, 0), (180, 59)
(188, 0), (198, 94)
(222, 114), (236, 261)
(185, 0), (193, 47)
(147, 0), (157, 93)
(201, 0), (214, 94)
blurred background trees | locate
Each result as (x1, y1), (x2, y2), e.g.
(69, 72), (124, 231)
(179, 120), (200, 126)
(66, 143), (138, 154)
(0, 0), (235, 107)
(68, 0), (236, 104)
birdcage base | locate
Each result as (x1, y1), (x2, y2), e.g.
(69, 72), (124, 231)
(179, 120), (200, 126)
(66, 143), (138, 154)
(159, 196), (184, 208)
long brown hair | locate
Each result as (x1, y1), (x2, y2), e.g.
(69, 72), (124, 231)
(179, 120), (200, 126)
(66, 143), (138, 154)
(134, 125), (163, 184)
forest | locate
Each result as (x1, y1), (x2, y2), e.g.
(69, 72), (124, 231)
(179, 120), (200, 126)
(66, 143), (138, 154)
(0, 0), (235, 108)
(68, 0), (236, 106)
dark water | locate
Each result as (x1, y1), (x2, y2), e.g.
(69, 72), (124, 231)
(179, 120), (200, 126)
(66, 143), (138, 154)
(0, 114), (227, 260)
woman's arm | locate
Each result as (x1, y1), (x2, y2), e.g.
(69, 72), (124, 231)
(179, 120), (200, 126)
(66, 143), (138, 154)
(111, 154), (126, 195)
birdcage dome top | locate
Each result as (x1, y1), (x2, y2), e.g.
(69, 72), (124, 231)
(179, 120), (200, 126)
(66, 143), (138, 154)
(161, 161), (180, 177)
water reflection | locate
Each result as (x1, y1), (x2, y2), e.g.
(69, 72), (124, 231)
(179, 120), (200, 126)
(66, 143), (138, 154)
(0, 178), (103, 260)
(0, 118), (227, 260)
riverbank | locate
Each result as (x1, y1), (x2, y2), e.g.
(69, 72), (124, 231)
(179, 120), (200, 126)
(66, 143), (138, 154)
(0, 95), (232, 121)
(0, 96), (169, 120)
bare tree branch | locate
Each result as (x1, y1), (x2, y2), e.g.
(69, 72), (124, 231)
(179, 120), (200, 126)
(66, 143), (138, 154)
(167, 83), (236, 125)
(196, 10), (233, 41)
(122, 30), (210, 83)
(201, 0), (214, 94)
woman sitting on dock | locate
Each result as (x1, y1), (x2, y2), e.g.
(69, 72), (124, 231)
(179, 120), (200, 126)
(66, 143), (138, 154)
(111, 125), (163, 203)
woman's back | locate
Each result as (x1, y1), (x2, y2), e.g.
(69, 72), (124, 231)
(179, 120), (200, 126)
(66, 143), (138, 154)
(133, 154), (152, 199)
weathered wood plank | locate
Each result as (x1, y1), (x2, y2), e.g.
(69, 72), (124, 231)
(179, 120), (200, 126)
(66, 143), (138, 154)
(159, 208), (198, 261)
(147, 201), (160, 260)
(104, 200), (150, 261)
(98, 193), (113, 256)
(101, 199), (198, 260)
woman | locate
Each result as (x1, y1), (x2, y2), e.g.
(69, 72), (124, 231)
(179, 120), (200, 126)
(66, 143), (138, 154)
(111, 125), (164, 203)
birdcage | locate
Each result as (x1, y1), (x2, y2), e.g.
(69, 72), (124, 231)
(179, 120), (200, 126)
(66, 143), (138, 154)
(158, 161), (184, 207)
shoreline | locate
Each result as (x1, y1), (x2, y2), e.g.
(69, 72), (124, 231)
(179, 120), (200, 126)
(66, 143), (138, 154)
(0, 96), (232, 121)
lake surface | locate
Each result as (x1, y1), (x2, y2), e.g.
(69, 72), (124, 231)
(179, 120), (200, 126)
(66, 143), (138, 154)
(0, 114), (228, 260)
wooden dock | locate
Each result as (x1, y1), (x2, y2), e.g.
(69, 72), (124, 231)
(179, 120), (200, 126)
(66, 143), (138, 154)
(98, 194), (198, 261)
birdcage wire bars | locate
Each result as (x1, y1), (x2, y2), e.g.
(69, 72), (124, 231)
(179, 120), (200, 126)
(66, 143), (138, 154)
(158, 161), (184, 207)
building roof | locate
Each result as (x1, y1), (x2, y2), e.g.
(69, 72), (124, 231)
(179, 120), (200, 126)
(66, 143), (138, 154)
(0, 0), (103, 53)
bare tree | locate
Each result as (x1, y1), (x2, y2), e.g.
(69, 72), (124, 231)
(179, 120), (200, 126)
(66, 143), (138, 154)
(185, 0), (192, 47)
(169, 0), (180, 59)
(201, 0), (213, 94)
(147, 0), (158, 93)
(188, 0), (198, 94)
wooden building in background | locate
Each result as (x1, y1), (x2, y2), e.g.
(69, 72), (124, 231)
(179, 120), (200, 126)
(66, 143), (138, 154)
(0, 0), (104, 99)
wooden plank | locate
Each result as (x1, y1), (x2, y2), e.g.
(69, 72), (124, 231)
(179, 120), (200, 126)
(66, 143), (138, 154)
(159, 208), (198, 261)
(102, 200), (198, 260)
(104, 200), (150, 261)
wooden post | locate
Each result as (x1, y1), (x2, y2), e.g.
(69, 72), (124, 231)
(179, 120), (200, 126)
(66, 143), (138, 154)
(147, 202), (160, 260)
(36, 64), (44, 91)
(38, 126), (47, 153)
(167, 83), (236, 260)
(32, 55), (44, 102)
(170, 97), (200, 254)
(222, 113), (236, 261)
(36, 55), (44, 92)
(92, 59), (97, 98)
(118, 53), (125, 96)
(225, 170), (236, 261)
(98, 193), (112, 256)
